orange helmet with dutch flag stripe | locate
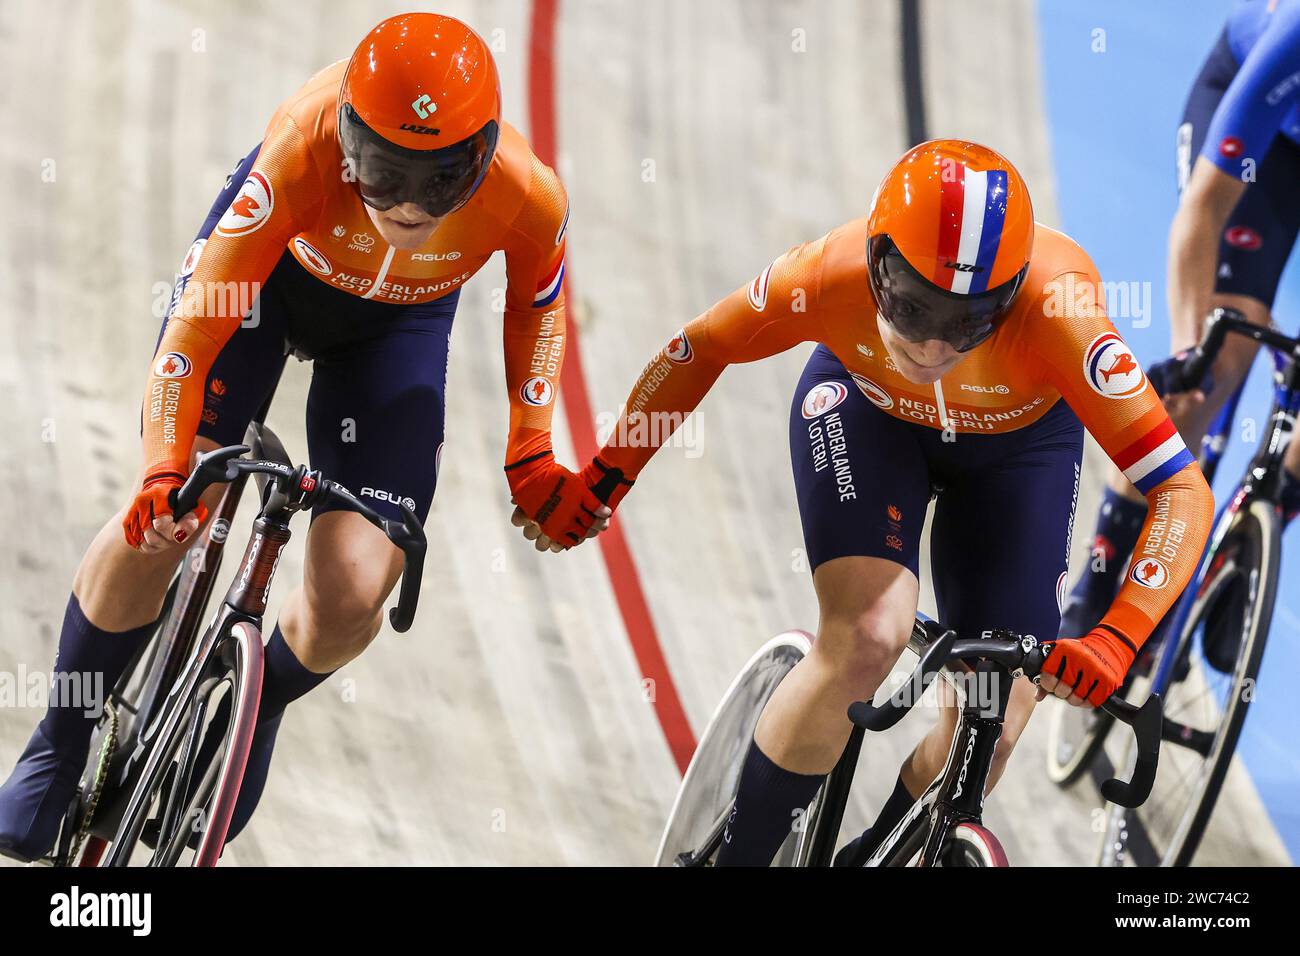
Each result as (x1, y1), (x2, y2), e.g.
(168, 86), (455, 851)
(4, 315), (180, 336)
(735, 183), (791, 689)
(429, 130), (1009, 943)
(866, 140), (1034, 352)
(339, 13), (501, 217)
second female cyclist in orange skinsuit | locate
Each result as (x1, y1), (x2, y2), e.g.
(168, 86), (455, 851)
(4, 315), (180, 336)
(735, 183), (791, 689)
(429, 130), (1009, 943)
(567, 140), (1215, 866)
(0, 13), (608, 860)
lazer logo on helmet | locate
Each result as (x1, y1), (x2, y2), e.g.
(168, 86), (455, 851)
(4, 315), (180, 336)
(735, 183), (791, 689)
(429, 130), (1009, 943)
(399, 124), (441, 136)
(943, 261), (984, 273)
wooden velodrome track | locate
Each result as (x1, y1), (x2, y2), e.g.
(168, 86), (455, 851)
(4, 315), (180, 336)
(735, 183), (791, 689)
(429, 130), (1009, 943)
(0, 0), (1287, 865)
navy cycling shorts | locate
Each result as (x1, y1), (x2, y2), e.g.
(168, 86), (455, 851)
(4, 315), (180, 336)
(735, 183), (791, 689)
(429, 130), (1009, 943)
(1180, 28), (1300, 309)
(153, 145), (456, 524)
(790, 346), (1085, 644)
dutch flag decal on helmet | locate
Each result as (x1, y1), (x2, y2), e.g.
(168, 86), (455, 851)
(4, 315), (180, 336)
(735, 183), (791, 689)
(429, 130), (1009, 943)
(934, 168), (1009, 295)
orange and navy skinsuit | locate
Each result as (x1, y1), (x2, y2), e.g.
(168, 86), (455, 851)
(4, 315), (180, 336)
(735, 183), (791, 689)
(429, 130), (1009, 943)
(128, 61), (571, 544)
(591, 219), (1216, 703)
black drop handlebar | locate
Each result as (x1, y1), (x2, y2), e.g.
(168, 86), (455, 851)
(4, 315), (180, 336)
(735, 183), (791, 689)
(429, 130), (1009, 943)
(168, 445), (426, 633)
(847, 618), (1163, 809)
(1175, 306), (1300, 393)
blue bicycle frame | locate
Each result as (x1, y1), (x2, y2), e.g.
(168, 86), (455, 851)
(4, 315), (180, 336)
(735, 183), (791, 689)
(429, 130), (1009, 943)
(1150, 346), (1299, 691)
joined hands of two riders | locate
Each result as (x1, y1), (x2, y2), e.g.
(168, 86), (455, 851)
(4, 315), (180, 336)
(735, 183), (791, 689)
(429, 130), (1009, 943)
(509, 456), (631, 552)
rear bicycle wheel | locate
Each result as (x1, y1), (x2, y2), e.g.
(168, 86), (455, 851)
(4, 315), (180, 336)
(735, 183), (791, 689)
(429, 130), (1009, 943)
(99, 621), (264, 867)
(1099, 499), (1277, 867)
(655, 632), (827, 867)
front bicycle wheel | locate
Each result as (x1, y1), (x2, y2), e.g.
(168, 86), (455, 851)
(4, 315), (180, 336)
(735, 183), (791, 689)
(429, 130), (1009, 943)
(1099, 499), (1277, 867)
(1044, 691), (1116, 787)
(936, 823), (1009, 867)
(100, 621), (264, 866)
(655, 632), (827, 867)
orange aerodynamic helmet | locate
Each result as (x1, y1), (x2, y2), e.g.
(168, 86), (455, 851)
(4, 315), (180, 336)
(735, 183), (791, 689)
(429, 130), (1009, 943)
(339, 12), (502, 217)
(866, 140), (1034, 352)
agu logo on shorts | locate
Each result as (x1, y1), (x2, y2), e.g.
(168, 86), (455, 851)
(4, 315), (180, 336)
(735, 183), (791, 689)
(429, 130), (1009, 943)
(801, 381), (847, 419)
(1083, 332), (1146, 399)
(293, 238), (332, 276)
(1129, 557), (1170, 590)
(520, 376), (554, 407)
(850, 372), (894, 410)
(216, 171), (274, 237)
(154, 352), (192, 379)
(664, 330), (693, 365)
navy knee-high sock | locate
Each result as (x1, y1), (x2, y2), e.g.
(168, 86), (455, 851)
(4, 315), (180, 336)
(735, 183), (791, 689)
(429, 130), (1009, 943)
(1059, 488), (1148, 637)
(0, 595), (157, 858)
(41, 594), (157, 752)
(713, 739), (824, 867)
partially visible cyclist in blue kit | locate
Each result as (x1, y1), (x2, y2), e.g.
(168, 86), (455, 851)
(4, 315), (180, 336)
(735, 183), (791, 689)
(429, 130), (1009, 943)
(1062, 0), (1300, 651)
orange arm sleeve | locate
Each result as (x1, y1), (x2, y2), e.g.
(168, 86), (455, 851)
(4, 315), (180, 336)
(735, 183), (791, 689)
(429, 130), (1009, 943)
(501, 158), (571, 470)
(141, 118), (322, 482)
(597, 239), (827, 479)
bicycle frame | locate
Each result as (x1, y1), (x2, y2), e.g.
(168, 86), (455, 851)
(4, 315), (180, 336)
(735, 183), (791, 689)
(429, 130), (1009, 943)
(802, 620), (1014, 867)
(101, 488), (299, 865)
(114, 382), (283, 771)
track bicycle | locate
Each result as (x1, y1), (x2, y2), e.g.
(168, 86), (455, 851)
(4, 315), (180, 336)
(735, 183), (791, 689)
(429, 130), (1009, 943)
(657, 615), (1161, 867)
(39, 420), (425, 867)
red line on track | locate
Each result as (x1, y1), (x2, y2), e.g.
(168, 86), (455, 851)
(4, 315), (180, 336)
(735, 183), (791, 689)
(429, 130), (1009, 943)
(527, 0), (696, 773)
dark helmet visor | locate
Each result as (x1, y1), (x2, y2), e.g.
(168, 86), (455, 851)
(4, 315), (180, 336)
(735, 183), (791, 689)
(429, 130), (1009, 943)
(868, 234), (1027, 353)
(339, 104), (499, 217)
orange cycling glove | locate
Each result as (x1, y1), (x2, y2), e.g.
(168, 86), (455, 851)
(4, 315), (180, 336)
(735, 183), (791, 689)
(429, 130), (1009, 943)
(506, 452), (606, 548)
(1042, 627), (1137, 707)
(581, 456), (635, 511)
(123, 471), (208, 550)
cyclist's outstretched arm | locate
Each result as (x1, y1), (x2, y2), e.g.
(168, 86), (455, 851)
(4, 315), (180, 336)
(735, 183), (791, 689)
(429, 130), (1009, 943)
(1029, 267), (1215, 705)
(498, 158), (611, 549)
(592, 239), (828, 497)
(500, 156), (570, 475)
